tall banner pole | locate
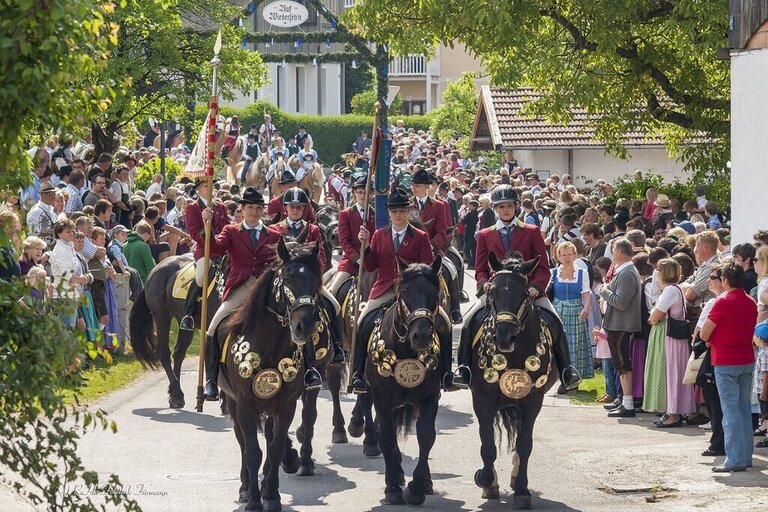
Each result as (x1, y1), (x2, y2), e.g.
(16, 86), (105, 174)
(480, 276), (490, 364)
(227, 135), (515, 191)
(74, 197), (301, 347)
(195, 31), (222, 413)
(347, 102), (381, 392)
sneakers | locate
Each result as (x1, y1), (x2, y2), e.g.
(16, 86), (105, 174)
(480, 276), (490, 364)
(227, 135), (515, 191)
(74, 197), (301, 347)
(699, 421), (712, 430)
(756, 437), (768, 448)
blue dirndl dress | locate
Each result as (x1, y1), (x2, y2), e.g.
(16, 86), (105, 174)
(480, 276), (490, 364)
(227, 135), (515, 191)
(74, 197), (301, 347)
(552, 267), (594, 379)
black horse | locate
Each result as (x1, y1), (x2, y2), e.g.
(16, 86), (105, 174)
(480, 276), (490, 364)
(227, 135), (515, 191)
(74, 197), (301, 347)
(468, 253), (559, 509)
(365, 257), (449, 506)
(315, 203), (340, 257)
(218, 238), (324, 512)
(130, 254), (221, 408)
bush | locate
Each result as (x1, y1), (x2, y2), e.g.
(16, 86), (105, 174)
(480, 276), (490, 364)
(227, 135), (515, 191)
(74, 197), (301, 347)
(201, 100), (433, 166)
(0, 278), (140, 510)
(604, 171), (699, 209)
(350, 89), (403, 116)
(134, 157), (185, 191)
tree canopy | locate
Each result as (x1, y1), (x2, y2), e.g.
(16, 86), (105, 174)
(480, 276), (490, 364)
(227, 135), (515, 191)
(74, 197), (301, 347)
(345, 0), (730, 174)
(430, 71), (479, 147)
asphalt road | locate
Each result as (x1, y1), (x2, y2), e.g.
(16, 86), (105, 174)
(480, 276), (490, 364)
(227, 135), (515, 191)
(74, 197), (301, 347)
(4, 269), (768, 511)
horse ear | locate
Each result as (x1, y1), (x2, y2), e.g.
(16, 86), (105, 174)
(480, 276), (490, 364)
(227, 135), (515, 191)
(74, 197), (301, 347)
(431, 256), (442, 277)
(296, 225), (309, 243)
(520, 256), (541, 275)
(396, 255), (408, 275)
(277, 236), (290, 262)
(489, 252), (503, 272)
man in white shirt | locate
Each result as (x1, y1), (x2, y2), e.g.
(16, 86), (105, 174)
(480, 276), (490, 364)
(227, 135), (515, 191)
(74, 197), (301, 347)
(27, 182), (58, 241)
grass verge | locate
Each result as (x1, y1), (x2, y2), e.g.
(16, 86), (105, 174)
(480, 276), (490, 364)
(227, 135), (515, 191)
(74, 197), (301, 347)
(64, 319), (202, 405)
(570, 370), (608, 405)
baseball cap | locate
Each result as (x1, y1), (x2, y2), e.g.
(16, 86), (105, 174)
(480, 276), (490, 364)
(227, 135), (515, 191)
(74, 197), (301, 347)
(755, 322), (768, 341)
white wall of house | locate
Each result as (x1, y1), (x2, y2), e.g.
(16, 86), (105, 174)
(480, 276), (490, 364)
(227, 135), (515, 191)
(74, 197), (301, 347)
(512, 147), (684, 186)
(223, 63), (343, 115)
(731, 49), (768, 244)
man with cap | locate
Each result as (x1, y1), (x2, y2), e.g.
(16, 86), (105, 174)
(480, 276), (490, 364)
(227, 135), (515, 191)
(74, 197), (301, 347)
(526, 173), (542, 196)
(239, 132), (262, 185)
(267, 169), (316, 224)
(179, 177), (230, 332)
(329, 175), (375, 297)
(200, 187), (281, 399)
(274, 187), (345, 389)
(351, 187), (457, 393)
(27, 181), (58, 243)
(410, 168), (463, 324)
(454, 184), (582, 392)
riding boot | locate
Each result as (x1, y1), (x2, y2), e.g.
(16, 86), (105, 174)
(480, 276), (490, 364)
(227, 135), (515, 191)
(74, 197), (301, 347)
(303, 342), (322, 391)
(240, 160), (251, 185)
(550, 319), (581, 392)
(203, 334), (220, 400)
(350, 314), (371, 394)
(180, 281), (201, 331)
(448, 275), (463, 324)
(453, 324), (473, 387)
(328, 310), (346, 366)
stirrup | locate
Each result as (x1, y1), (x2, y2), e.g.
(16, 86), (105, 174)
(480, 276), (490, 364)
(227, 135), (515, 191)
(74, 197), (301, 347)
(179, 315), (195, 331)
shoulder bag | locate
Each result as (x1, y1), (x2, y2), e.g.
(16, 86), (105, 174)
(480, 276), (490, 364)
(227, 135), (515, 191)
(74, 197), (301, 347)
(666, 285), (691, 340)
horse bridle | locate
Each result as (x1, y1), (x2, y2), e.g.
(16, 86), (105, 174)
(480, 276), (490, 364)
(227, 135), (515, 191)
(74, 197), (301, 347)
(392, 296), (439, 344)
(487, 270), (532, 334)
(268, 268), (322, 330)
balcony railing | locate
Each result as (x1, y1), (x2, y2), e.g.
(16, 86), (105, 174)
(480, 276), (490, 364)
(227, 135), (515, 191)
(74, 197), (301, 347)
(388, 55), (426, 76)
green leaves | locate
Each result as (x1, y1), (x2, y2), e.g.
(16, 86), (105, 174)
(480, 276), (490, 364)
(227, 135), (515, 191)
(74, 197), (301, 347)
(347, 0), (730, 174)
(431, 72), (478, 146)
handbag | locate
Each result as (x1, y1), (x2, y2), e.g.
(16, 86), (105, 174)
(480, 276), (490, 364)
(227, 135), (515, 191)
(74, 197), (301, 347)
(682, 351), (703, 385)
(666, 286), (691, 340)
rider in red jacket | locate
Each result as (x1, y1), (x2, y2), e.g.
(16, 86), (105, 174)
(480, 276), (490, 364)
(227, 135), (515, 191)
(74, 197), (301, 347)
(454, 185), (581, 393)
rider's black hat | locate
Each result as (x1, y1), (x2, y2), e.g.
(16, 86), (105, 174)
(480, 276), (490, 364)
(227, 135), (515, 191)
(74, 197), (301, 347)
(239, 187), (265, 205)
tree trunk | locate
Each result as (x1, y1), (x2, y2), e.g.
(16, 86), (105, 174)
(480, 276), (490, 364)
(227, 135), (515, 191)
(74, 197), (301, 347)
(91, 121), (119, 159)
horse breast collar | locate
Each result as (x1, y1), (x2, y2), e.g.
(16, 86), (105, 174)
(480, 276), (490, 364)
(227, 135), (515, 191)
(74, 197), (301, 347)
(475, 270), (554, 399)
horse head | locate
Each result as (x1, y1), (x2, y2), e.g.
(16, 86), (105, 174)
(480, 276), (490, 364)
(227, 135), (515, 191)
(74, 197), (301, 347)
(394, 257), (442, 352)
(487, 252), (540, 353)
(275, 237), (323, 346)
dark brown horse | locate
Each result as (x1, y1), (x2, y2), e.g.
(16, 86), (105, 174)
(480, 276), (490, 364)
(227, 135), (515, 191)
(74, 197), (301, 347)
(467, 253), (559, 509)
(218, 238), (324, 512)
(130, 254), (221, 408)
(365, 258), (449, 505)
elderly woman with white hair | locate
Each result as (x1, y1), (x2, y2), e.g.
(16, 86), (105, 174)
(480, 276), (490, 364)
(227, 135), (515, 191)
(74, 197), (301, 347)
(18, 235), (47, 276)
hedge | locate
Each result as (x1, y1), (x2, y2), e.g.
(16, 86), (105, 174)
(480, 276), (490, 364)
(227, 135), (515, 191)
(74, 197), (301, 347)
(198, 100), (433, 166)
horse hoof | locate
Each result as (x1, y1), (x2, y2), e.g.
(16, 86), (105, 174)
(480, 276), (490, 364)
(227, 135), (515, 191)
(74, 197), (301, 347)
(239, 490), (248, 503)
(297, 463), (315, 477)
(168, 395), (185, 409)
(332, 428), (348, 444)
(347, 421), (364, 438)
(512, 495), (532, 510)
(474, 469), (494, 489)
(424, 480), (434, 495)
(262, 498), (281, 512)
(482, 486), (500, 500)
(363, 442), (381, 457)
(384, 490), (405, 505)
(281, 449), (300, 474)
(296, 425), (305, 445)
(404, 482), (426, 505)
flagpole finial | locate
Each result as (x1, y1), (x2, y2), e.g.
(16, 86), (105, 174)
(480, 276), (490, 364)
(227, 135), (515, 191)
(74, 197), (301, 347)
(213, 30), (223, 57)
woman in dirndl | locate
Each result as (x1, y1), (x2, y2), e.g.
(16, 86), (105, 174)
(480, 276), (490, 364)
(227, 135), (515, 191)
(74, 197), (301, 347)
(551, 241), (594, 389)
(644, 258), (696, 427)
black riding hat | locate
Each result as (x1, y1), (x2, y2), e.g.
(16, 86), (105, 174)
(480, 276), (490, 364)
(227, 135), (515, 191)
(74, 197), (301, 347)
(239, 187), (265, 205)
(387, 187), (411, 209)
(411, 169), (433, 185)
(491, 184), (519, 205)
(282, 187), (308, 206)
(278, 169), (298, 184)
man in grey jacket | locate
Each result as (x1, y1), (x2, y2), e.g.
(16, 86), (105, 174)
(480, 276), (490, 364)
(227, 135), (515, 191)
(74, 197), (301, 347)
(599, 237), (642, 417)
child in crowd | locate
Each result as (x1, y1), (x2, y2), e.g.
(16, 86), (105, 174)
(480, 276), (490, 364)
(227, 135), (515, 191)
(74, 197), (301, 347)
(19, 266), (50, 314)
(89, 227), (119, 349)
(754, 322), (768, 448)
(705, 202), (722, 230)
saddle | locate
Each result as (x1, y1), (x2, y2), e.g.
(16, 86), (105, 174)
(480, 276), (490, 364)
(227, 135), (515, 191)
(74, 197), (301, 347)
(361, 299), (395, 351)
(171, 261), (218, 300)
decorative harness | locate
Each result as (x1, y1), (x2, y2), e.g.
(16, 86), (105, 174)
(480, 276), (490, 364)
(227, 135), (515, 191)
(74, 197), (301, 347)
(473, 268), (553, 399)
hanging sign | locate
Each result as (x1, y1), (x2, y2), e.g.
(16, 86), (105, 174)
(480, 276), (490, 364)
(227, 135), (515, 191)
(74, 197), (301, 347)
(263, 0), (309, 28)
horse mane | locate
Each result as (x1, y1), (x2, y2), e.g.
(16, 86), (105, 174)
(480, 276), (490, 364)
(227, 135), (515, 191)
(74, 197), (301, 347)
(501, 252), (525, 272)
(225, 242), (323, 336)
(397, 262), (439, 294)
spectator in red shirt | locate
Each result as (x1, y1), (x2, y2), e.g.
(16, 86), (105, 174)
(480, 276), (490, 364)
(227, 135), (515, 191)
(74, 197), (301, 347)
(701, 263), (758, 473)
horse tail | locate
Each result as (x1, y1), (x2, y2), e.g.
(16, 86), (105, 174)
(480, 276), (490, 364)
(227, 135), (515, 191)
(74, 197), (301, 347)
(393, 403), (418, 438)
(495, 405), (522, 451)
(128, 289), (161, 367)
